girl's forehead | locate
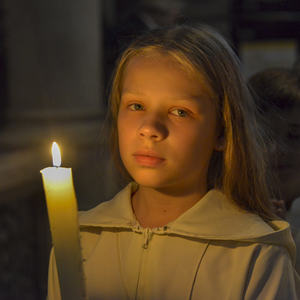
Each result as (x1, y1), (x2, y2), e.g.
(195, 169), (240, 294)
(125, 50), (191, 73)
(121, 50), (216, 100)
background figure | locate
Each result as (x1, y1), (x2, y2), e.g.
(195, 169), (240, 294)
(294, 58), (300, 76)
(248, 67), (300, 272)
(103, 0), (185, 101)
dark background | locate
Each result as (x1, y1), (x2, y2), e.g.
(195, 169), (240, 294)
(0, 0), (299, 298)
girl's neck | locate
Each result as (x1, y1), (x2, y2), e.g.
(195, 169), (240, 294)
(131, 184), (207, 228)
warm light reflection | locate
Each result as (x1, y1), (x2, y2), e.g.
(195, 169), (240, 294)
(52, 142), (61, 167)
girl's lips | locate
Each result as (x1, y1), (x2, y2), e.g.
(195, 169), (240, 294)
(133, 155), (165, 167)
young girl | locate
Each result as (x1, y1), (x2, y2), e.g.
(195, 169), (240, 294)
(48, 25), (300, 299)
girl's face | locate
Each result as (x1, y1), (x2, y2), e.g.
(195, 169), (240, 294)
(117, 52), (221, 195)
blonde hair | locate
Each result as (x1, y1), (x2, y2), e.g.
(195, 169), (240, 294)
(106, 24), (274, 220)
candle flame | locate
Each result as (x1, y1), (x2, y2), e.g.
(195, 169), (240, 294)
(52, 142), (61, 167)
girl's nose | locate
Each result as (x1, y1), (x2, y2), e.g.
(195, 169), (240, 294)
(138, 117), (168, 141)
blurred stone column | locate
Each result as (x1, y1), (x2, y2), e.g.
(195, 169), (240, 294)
(1, 0), (119, 205)
(0, 1), (119, 298)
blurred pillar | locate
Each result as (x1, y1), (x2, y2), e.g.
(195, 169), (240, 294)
(0, 0), (119, 205)
(0, 0), (121, 298)
(5, 0), (103, 113)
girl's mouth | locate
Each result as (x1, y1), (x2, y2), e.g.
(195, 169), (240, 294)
(133, 154), (165, 167)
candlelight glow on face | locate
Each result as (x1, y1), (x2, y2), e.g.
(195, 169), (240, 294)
(52, 142), (62, 167)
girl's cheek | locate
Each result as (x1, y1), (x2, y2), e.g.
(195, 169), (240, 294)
(117, 109), (129, 124)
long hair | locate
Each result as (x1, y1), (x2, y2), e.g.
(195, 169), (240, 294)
(106, 24), (274, 220)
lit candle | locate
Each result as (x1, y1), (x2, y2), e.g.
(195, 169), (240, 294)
(41, 142), (87, 300)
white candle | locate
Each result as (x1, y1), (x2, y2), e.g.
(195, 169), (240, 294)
(41, 142), (87, 300)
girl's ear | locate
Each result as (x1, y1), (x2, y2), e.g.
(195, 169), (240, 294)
(215, 133), (225, 151)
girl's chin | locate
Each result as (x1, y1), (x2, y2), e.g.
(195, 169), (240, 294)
(132, 173), (174, 189)
(133, 177), (166, 188)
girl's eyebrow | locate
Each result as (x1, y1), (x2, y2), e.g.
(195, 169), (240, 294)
(121, 91), (145, 97)
(121, 91), (204, 103)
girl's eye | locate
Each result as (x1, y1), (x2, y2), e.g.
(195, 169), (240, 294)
(128, 103), (144, 111)
(171, 108), (189, 118)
